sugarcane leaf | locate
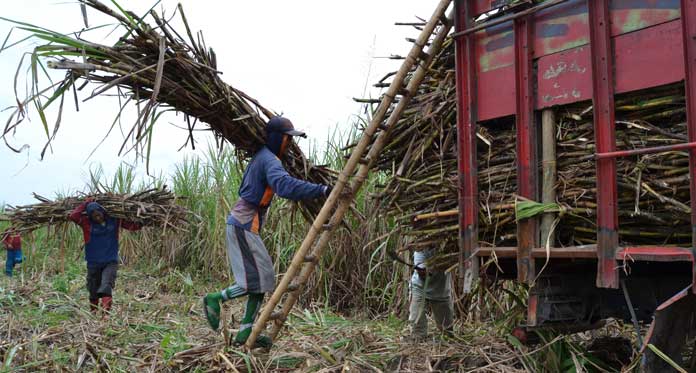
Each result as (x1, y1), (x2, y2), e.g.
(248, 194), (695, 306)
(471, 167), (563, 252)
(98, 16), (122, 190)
(0, 16), (64, 37)
(42, 78), (72, 110)
(40, 87), (65, 159)
(109, 0), (138, 28)
(646, 344), (687, 373)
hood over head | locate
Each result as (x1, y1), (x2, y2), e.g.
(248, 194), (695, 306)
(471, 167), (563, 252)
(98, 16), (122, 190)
(86, 202), (107, 221)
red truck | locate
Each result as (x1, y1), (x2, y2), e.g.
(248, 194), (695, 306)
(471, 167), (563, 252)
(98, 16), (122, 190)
(453, 0), (696, 369)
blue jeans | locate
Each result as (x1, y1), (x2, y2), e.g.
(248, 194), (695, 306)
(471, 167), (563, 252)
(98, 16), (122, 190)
(5, 249), (23, 276)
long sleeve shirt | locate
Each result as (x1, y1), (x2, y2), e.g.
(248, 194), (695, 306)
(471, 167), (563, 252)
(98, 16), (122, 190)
(411, 249), (452, 301)
(68, 202), (142, 265)
(227, 146), (326, 233)
(2, 233), (21, 250)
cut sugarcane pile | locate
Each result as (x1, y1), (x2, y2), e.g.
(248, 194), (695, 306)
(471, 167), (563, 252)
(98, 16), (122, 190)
(1, 187), (192, 232)
(3, 0), (333, 218)
(363, 36), (690, 268)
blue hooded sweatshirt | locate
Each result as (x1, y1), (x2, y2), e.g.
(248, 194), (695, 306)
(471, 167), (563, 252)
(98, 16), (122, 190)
(227, 142), (327, 233)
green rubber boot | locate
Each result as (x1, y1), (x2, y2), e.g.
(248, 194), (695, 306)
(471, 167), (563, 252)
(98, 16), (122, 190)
(203, 293), (222, 331)
(253, 335), (273, 349)
(233, 293), (263, 345)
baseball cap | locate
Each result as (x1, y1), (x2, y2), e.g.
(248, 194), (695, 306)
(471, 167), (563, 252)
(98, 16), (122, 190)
(266, 117), (306, 138)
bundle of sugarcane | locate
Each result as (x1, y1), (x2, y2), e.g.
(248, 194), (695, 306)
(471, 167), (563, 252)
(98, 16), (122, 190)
(1, 187), (191, 232)
(555, 85), (690, 246)
(2, 0), (333, 217)
(366, 34), (691, 268)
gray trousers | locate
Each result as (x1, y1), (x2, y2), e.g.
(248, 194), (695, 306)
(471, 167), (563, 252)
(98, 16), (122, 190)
(409, 271), (454, 338)
(86, 262), (118, 300)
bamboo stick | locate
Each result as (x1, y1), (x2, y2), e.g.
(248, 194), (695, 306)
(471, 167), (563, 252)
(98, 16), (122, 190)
(541, 109), (557, 247)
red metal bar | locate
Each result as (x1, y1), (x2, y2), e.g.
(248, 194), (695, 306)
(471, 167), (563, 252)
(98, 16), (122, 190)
(595, 142), (696, 160)
(514, 14), (538, 284)
(589, 0), (619, 289)
(455, 0), (479, 293)
(681, 0), (696, 293)
(617, 247), (694, 262)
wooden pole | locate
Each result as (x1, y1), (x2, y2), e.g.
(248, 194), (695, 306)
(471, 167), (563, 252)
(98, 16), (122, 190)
(540, 109), (556, 248)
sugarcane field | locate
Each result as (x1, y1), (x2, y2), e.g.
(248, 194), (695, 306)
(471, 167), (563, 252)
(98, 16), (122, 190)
(5, 0), (696, 372)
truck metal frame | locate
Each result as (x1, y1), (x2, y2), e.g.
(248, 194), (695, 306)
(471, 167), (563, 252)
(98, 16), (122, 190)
(453, 0), (696, 337)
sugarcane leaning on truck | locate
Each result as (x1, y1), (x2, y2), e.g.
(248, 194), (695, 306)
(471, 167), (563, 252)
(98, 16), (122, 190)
(203, 117), (332, 348)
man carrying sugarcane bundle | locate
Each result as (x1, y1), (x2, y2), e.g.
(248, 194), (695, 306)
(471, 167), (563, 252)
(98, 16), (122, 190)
(409, 248), (454, 341)
(68, 198), (142, 316)
(2, 227), (23, 277)
(202, 117), (331, 349)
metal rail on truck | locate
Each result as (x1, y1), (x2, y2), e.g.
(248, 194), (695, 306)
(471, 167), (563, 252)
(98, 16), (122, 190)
(453, 0), (696, 293)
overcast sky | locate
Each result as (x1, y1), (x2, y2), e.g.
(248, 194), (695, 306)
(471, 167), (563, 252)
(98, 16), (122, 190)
(0, 0), (439, 206)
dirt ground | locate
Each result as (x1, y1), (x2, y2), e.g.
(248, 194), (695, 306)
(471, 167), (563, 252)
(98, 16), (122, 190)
(0, 262), (637, 372)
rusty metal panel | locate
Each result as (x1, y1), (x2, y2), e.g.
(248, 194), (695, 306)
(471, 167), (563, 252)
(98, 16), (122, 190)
(537, 46), (590, 108)
(473, 0), (508, 17)
(589, 0), (620, 289)
(614, 19), (685, 94)
(680, 0), (696, 293)
(515, 15), (539, 284)
(456, 0), (480, 293)
(474, 0), (682, 120)
(536, 19), (684, 111)
(474, 0), (678, 71)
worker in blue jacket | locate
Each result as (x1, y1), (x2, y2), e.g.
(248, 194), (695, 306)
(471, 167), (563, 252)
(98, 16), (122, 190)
(69, 199), (142, 316)
(203, 117), (331, 348)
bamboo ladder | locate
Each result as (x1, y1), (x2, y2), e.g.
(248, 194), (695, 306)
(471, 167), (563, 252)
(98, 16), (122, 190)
(246, 0), (455, 349)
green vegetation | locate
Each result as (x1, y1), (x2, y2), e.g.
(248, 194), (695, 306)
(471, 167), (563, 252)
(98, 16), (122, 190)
(0, 129), (647, 371)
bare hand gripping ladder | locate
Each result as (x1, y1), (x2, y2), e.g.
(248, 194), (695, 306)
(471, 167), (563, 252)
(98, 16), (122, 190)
(246, 0), (455, 349)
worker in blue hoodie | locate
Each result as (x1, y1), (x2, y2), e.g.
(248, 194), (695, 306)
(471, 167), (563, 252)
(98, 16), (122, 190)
(203, 117), (331, 348)
(69, 199), (142, 316)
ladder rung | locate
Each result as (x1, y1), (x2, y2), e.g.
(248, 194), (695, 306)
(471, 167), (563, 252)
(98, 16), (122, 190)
(303, 255), (317, 263)
(397, 88), (411, 97)
(322, 223), (333, 231)
(358, 156), (372, 165)
(269, 311), (286, 321)
(287, 283), (301, 292)
(378, 124), (389, 131)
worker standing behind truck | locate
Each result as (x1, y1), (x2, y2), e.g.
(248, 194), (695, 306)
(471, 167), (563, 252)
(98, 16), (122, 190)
(202, 117), (331, 349)
(2, 228), (23, 277)
(409, 248), (454, 340)
(68, 199), (142, 317)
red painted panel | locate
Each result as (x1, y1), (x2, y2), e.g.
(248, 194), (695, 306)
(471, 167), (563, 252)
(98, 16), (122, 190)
(534, 0), (590, 57)
(473, 0), (679, 76)
(535, 19), (685, 111)
(537, 46), (591, 109)
(477, 66), (515, 121)
(614, 19), (685, 95)
(473, 0), (500, 17)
